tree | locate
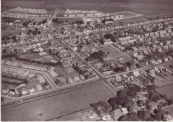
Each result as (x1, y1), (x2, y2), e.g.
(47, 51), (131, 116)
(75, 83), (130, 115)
(126, 90), (136, 98)
(148, 84), (156, 90)
(157, 108), (164, 117)
(154, 113), (162, 121)
(118, 115), (130, 121)
(137, 110), (144, 119)
(128, 112), (141, 121)
(137, 100), (144, 106)
(124, 101), (131, 108)
(167, 98), (173, 105)
(119, 112), (141, 121)
(42, 19), (47, 24)
(127, 106), (134, 112)
(118, 88), (128, 98)
(91, 101), (112, 114)
(1, 97), (4, 103)
(2, 48), (6, 54)
(116, 97), (123, 105)
(108, 97), (123, 109)
(147, 104), (152, 111)
(147, 116), (155, 121)
(143, 110), (151, 120)
(122, 95), (132, 103)
(112, 103), (119, 110)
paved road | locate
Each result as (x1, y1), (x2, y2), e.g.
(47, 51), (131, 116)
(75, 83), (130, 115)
(59, 38), (118, 93)
(3, 65), (57, 89)
(2, 65), (100, 91)
(2, 65), (101, 106)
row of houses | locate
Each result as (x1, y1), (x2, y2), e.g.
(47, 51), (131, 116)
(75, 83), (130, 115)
(13, 7), (47, 13)
(2, 13), (51, 18)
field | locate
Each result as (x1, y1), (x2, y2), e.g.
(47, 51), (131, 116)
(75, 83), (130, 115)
(2, 0), (173, 17)
(155, 84), (173, 99)
(2, 29), (24, 36)
(96, 45), (130, 63)
(2, 81), (114, 121)
(154, 73), (173, 87)
(20, 53), (42, 59)
(64, 67), (79, 78)
(32, 55), (57, 63)
(163, 106), (173, 116)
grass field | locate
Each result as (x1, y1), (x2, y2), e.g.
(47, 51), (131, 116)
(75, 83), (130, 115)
(154, 73), (173, 87)
(2, 82), (114, 121)
(20, 53), (41, 59)
(155, 84), (173, 99)
(96, 45), (130, 63)
(2, 30), (24, 36)
(64, 67), (79, 78)
(32, 55), (57, 63)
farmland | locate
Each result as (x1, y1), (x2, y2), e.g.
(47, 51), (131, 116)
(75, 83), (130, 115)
(2, 0), (173, 16)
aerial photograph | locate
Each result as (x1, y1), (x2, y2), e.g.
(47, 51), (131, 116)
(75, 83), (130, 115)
(1, 0), (173, 121)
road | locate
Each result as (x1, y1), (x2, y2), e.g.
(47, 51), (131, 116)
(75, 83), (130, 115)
(2, 65), (101, 107)
(59, 38), (118, 93)
(2, 65), (101, 91)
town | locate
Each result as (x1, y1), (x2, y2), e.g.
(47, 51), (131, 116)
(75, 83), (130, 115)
(1, 0), (173, 121)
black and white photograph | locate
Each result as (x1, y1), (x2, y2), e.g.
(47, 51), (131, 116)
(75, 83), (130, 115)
(1, 0), (173, 121)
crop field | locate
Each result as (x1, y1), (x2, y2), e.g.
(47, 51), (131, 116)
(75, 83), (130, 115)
(2, 81), (114, 121)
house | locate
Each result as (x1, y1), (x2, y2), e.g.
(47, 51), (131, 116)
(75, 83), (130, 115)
(102, 70), (113, 76)
(110, 109), (123, 120)
(149, 69), (156, 77)
(148, 102), (158, 111)
(73, 76), (80, 82)
(163, 112), (173, 121)
(79, 75), (85, 80)
(136, 92), (147, 101)
(37, 75), (46, 84)
(73, 46), (78, 51)
(67, 78), (74, 84)
(116, 75), (122, 82)
(120, 107), (128, 115)
(5, 60), (12, 66)
(28, 87), (36, 93)
(133, 70), (140, 77)
(21, 87), (29, 95)
(79, 108), (101, 121)
(2, 88), (10, 95)
(36, 84), (43, 91)
(104, 38), (113, 45)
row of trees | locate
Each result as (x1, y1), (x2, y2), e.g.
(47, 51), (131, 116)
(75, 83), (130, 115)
(16, 55), (62, 67)
(27, 28), (41, 35)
